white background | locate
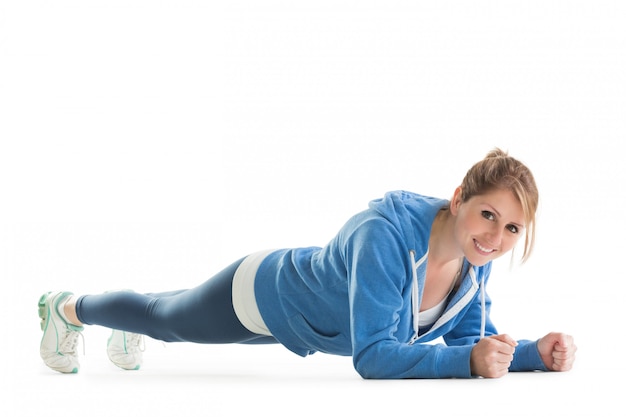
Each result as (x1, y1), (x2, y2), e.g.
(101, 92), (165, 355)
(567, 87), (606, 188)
(1, 1), (624, 416)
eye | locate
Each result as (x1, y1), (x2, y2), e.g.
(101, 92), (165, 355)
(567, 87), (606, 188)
(506, 224), (519, 234)
(481, 210), (495, 221)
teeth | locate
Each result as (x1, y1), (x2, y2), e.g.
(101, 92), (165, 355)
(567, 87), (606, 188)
(475, 240), (494, 253)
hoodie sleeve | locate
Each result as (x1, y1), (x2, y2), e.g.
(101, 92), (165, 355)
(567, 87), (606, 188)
(510, 340), (548, 371)
(344, 218), (474, 379)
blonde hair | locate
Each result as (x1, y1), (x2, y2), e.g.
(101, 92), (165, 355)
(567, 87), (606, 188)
(459, 148), (539, 263)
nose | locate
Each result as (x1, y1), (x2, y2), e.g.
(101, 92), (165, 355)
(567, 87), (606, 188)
(486, 225), (503, 247)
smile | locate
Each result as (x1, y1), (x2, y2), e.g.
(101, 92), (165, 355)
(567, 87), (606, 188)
(474, 239), (495, 255)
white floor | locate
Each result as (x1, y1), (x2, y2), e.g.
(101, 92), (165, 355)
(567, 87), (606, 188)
(6, 308), (620, 417)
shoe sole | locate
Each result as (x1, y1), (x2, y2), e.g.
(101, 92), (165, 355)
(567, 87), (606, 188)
(37, 292), (50, 331)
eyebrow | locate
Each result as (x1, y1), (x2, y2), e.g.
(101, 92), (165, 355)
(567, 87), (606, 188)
(485, 204), (525, 228)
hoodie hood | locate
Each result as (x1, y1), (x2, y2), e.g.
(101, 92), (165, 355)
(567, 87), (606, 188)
(368, 190), (448, 250)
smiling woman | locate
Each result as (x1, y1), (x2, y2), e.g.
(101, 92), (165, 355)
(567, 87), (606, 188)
(456, 148), (539, 264)
(37, 148), (576, 379)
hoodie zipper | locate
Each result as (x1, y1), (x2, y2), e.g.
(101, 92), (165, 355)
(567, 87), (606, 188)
(407, 250), (486, 345)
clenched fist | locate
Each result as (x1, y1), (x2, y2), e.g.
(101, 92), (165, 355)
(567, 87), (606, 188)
(470, 334), (517, 378)
(537, 332), (576, 371)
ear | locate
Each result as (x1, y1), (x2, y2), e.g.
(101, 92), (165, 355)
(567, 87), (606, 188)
(449, 186), (463, 215)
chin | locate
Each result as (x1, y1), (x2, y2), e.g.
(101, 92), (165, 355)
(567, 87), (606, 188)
(472, 259), (492, 267)
(465, 254), (494, 267)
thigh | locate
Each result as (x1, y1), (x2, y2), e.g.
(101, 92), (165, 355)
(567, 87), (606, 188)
(146, 258), (279, 344)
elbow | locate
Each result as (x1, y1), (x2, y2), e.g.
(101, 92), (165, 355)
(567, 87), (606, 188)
(354, 363), (375, 379)
(354, 364), (378, 380)
(353, 353), (393, 380)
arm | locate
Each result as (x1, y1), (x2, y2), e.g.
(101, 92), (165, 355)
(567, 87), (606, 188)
(345, 220), (474, 379)
(507, 332), (576, 372)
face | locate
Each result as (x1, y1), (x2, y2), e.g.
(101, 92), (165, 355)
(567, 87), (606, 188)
(450, 187), (525, 267)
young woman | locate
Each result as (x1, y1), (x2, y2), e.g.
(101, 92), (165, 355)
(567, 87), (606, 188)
(38, 148), (576, 378)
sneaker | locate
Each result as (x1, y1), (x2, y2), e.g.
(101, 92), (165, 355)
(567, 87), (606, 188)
(107, 329), (144, 370)
(38, 291), (84, 374)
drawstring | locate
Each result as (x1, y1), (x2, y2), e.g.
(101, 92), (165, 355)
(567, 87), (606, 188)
(480, 274), (486, 339)
(408, 250), (428, 345)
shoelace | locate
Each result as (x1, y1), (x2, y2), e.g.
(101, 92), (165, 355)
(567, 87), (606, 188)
(126, 333), (145, 353)
(59, 327), (85, 356)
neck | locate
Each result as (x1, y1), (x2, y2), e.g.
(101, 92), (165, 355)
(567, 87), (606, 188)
(428, 209), (464, 267)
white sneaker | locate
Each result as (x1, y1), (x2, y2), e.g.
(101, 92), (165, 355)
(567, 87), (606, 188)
(107, 330), (144, 370)
(38, 291), (83, 374)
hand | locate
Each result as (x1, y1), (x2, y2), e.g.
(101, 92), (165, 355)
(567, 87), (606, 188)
(537, 332), (576, 371)
(470, 334), (517, 378)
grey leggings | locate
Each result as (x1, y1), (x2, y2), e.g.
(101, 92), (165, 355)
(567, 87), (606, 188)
(75, 258), (277, 345)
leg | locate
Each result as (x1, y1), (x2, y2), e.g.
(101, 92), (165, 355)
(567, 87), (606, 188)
(62, 288), (188, 326)
(74, 258), (276, 344)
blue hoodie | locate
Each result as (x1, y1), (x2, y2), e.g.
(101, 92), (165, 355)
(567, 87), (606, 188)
(254, 191), (547, 378)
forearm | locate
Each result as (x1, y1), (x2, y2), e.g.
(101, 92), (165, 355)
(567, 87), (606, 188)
(354, 341), (474, 379)
(509, 340), (548, 372)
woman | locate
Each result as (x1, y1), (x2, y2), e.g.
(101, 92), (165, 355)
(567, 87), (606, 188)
(38, 148), (576, 378)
